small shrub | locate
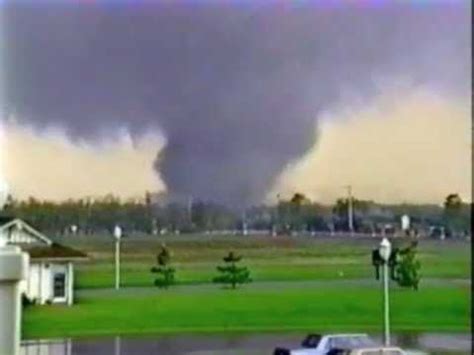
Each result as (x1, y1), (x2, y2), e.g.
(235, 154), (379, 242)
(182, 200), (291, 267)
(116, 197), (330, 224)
(22, 293), (36, 307)
(394, 241), (421, 290)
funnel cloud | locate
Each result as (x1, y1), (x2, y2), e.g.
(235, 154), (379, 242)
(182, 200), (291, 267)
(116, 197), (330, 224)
(2, 2), (470, 206)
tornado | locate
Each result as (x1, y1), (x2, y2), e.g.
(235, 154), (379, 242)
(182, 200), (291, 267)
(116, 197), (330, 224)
(2, 1), (469, 206)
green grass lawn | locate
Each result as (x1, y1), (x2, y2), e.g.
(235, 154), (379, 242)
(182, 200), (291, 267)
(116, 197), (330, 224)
(23, 283), (470, 339)
(24, 235), (469, 339)
(76, 258), (469, 289)
(69, 235), (470, 288)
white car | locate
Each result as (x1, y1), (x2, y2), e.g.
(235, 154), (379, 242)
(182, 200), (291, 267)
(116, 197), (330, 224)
(339, 347), (406, 355)
(331, 346), (428, 355)
(273, 333), (377, 355)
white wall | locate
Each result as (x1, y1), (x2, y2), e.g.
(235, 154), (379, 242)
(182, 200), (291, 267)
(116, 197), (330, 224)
(21, 262), (72, 305)
(0, 229), (6, 245)
(3, 225), (41, 244)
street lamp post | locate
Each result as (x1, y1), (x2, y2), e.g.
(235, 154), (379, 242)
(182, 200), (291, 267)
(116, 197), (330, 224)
(113, 225), (122, 290)
(379, 238), (392, 346)
(114, 336), (121, 355)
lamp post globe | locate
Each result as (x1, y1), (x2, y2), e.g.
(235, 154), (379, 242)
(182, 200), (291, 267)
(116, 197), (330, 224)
(114, 225), (122, 240)
(379, 237), (391, 262)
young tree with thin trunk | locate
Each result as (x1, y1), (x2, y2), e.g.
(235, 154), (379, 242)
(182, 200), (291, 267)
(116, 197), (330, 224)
(213, 251), (251, 289)
(151, 244), (176, 288)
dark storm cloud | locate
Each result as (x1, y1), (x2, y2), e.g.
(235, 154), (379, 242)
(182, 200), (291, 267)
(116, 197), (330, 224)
(2, 2), (470, 206)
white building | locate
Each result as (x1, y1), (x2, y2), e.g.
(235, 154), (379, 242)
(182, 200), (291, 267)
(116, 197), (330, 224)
(0, 217), (87, 306)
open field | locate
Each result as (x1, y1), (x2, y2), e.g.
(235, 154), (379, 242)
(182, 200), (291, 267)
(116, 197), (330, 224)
(23, 282), (470, 339)
(55, 234), (470, 288)
(23, 234), (470, 339)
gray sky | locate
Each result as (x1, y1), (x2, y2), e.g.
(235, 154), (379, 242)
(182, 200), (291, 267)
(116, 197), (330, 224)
(2, 1), (470, 205)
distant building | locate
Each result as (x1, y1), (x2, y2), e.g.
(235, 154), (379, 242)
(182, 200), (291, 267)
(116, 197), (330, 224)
(0, 217), (87, 305)
(401, 214), (411, 231)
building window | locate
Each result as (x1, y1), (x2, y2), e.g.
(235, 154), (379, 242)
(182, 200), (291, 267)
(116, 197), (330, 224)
(53, 273), (66, 298)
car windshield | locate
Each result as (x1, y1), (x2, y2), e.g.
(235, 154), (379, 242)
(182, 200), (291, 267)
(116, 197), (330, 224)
(329, 335), (375, 349)
(301, 334), (322, 348)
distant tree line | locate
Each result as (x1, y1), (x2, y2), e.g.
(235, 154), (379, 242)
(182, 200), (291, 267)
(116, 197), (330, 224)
(1, 192), (470, 238)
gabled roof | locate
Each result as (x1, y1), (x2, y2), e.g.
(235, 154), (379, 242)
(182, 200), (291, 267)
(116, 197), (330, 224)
(0, 216), (87, 261)
(23, 243), (88, 261)
(0, 218), (52, 245)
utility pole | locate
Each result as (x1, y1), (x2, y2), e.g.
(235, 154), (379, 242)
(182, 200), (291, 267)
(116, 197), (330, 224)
(274, 194), (281, 236)
(145, 191), (152, 234)
(85, 196), (93, 235)
(242, 209), (248, 236)
(188, 195), (193, 226)
(345, 185), (354, 235)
